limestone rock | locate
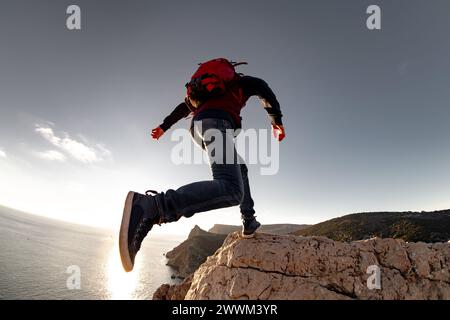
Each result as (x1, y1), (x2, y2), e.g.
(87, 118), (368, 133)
(183, 232), (450, 300)
(152, 275), (193, 300)
(165, 226), (227, 278)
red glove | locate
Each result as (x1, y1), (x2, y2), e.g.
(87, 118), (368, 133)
(151, 126), (165, 140)
(272, 124), (286, 142)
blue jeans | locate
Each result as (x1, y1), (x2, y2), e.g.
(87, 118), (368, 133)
(154, 118), (255, 222)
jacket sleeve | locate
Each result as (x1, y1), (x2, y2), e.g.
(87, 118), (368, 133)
(240, 75), (283, 125)
(159, 102), (191, 132)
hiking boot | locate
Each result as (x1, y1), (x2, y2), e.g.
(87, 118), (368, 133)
(119, 190), (161, 272)
(241, 215), (261, 238)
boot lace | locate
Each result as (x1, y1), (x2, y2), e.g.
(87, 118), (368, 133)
(132, 190), (160, 250)
(132, 217), (153, 252)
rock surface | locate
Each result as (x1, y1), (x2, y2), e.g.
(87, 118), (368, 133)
(165, 224), (309, 278)
(157, 232), (450, 300)
(152, 275), (194, 300)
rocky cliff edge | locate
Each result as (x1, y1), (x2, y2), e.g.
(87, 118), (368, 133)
(154, 232), (450, 300)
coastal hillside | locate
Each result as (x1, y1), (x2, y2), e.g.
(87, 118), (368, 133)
(165, 226), (227, 278)
(209, 223), (309, 235)
(292, 210), (450, 242)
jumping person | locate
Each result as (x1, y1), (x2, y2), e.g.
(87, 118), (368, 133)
(119, 58), (285, 271)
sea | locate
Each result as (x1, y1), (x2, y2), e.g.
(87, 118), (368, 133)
(0, 206), (184, 300)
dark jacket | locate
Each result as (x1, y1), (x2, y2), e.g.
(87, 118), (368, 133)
(159, 75), (283, 131)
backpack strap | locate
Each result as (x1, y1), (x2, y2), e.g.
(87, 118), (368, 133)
(227, 74), (245, 106)
(230, 61), (248, 68)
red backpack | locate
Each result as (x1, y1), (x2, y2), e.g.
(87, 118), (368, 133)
(185, 58), (247, 109)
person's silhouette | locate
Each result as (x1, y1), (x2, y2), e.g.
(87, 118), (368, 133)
(119, 58), (285, 272)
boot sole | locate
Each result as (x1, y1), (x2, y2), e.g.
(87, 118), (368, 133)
(241, 222), (261, 239)
(241, 232), (257, 239)
(119, 191), (135, 272)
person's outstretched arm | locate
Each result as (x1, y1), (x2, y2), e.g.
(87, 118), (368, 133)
(151, 102), (191, 140)
(240, 75), (286, 141)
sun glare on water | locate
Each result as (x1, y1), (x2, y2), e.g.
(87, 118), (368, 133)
(106, 244), (141, 300)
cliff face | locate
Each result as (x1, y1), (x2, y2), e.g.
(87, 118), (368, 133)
(153, 275), (193, 300)
(165, 226), (227, 278)
(156, 232), (450, 300)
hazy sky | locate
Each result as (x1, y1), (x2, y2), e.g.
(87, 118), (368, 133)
(1, 0), (450, 235)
